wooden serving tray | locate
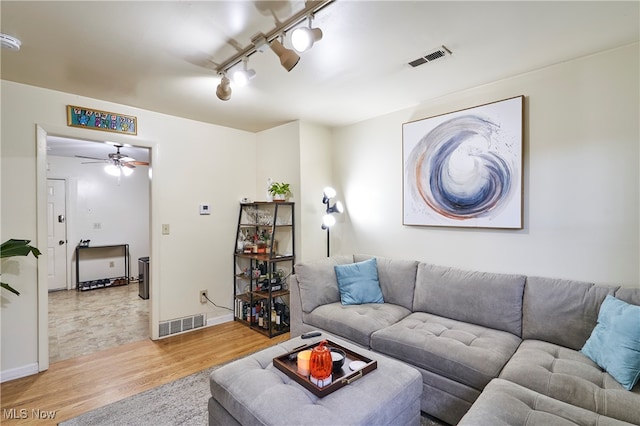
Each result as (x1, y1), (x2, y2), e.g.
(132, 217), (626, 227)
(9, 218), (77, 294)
(273, 339), (377, 398)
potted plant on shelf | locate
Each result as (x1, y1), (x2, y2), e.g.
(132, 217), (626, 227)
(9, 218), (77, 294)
(1, 239), (41, 296)
(268, 182), (291, 201)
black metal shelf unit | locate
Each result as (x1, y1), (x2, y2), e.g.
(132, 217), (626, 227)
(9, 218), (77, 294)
(233, 202), (294, 338)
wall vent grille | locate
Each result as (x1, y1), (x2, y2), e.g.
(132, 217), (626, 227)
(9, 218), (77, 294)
(158, 313), (206, 337)
(408, 45), (452, 68)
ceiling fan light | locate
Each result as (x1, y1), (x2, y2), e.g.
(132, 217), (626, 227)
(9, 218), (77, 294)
(104, 164), (121, 177)
(121, 166), (134, 176)
(291, 27), (322, 52)
(216, 75), (232, 101)
(270, 39), (300, 72)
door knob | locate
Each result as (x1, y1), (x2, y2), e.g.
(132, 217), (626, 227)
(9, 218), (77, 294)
(59, 240), (65, 245)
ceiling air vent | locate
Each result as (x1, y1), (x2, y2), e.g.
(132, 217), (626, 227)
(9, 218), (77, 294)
(408, 45), (452, 68)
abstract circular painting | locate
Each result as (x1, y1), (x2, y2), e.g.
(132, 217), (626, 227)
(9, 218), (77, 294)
(403, 96), (523, 228)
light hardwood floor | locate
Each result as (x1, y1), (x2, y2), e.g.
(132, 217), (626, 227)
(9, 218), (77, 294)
(1, 321), (289, 425)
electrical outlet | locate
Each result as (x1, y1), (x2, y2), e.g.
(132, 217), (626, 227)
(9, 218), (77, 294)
(109, 261), (115, 268)
(200, 290), (208, 304)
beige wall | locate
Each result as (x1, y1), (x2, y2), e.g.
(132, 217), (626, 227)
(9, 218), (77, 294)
(1, 81), (256, 378)
(332, 44), (639, 287)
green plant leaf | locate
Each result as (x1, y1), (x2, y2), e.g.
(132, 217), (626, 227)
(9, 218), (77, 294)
(1, 282), (21, 296)
(1, 239), (41, 258)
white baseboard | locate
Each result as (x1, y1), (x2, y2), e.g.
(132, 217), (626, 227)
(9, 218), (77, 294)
(0, 363), (39, 383)
(206, 312), (234, 327)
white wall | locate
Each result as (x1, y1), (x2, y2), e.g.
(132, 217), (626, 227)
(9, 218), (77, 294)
(47, 155), (150, 285)
(333, 44), (639, 287)
(299, 122), (334, 262)
(254, 121), (335, 263)
(1, 81), (256, 378)
(256, 121), (302, 263)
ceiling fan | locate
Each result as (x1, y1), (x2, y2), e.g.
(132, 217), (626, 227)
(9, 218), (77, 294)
(76, 144), (148, 176)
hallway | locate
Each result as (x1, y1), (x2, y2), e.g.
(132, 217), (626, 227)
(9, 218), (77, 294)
(48, 283), (149, 363)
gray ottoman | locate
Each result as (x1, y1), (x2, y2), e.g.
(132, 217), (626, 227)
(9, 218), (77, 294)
(208, 332), (422, 426)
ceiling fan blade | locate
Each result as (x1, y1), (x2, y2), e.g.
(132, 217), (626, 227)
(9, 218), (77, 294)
(128, 161), (149, 166)
(75, 155), (105, 161)
(81, 160), (107, 164)
(122, 162), (136, 169)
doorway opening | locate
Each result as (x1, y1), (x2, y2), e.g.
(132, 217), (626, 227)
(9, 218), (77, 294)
(44, 134), (152, 363)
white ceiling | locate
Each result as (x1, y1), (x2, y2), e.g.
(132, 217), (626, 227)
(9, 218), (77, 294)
(2, 1), (638, 144)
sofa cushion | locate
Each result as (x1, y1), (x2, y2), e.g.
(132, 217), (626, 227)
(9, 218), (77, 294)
(294, 255), (353, 313)
(499, 339), (640, 425)
(303, 302), (411, 348)
(413, 262), (526, 336)
(334, 258), (384, 305)
(371, 312), (521, 390)
(614, 287), (640, 306)
(459, 378), (633, 426)
(522, 277), (617, 350)
(354, 254), (418, 311)
(581, 296), (640, 390)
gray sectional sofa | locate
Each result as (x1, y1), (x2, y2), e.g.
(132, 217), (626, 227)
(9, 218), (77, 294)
(289, 255), (640, 425)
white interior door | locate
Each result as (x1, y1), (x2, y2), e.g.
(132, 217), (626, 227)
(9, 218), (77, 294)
(47, 179), (68, 291)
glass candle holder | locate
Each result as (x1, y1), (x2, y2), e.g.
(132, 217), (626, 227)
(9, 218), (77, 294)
(297, 350), (311, 376)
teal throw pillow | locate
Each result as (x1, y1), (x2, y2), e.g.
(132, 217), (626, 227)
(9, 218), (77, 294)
(334, 258), (384, 305)
(581, 295), (640, 390)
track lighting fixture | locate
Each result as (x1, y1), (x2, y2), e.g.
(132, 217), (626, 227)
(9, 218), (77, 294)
(216, 74), (232, 101)
(270, 37), (300, 72)
(232, 59), (256, 87)
(213, 0), (334, 101)
(291, 16), (323, 53)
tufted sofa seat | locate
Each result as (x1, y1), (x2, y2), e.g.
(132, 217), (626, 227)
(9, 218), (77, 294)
(458, 378), (631, 426)
(289, 255), (640, 425)
(499, 340), (640, 424)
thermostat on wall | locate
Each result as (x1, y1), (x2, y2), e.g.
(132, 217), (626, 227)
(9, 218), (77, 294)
(199, 204), (211, 215)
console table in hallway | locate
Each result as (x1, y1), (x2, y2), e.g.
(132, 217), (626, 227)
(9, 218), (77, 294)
(75, 244), (130, 291)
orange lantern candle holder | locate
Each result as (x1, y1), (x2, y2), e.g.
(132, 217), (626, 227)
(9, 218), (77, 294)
(309, 340), (333, 387)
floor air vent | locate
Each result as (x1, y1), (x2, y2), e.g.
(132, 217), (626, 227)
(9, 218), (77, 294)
(408, 45), (452, 68)
(159, 313), (206, 337)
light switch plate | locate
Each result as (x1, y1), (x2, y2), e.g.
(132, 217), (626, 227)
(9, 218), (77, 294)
(199, 204), (211, 215)
(162, 224), (170, 235)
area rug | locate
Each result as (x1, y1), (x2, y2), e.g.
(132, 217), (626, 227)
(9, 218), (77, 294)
(61, 366), (447, 426)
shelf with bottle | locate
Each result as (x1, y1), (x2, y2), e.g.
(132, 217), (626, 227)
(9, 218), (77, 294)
(233, 298), (290, 336)
(234, 201), (294, 338)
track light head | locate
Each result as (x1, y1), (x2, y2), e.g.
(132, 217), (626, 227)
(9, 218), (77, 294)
(291, 26), (323, 53)
(216, 75), (232, 101)
(232, 59), (257, 87)
(270, 39), (300, 72)
(233, 68), (256, 87)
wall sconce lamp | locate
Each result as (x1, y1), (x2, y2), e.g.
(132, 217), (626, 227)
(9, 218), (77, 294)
(321, 186), (344, 257)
